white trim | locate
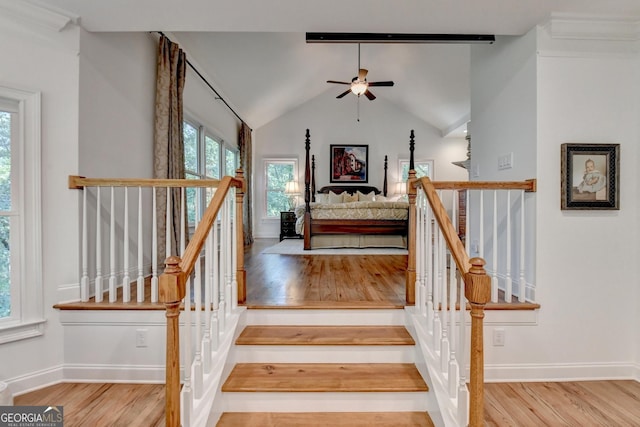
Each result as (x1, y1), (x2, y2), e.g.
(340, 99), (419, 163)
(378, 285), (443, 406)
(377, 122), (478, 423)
(0, 85), (42, 344)
(545, 13), (640, 41)
(0, 0), (77, 32)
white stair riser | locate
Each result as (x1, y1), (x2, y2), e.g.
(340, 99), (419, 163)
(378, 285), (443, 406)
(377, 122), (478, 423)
(233, 345), (415, 363)
(245, 309), (406, 326)
(221, 391), (434, 412)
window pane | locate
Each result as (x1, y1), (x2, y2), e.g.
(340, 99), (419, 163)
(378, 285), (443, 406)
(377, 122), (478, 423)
(0, 111), (11, 211)
(266, 162), (294, 216)
(205, 136), (220, 178)
(0, 216), (10, 319)
(183, 122), (198, 174)
(225, 148), (236, 176)
(185, 173), (198, 225)
(401, 162), (431, 181)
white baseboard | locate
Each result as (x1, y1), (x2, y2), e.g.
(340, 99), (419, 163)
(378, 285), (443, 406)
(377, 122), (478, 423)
(63, 364), (166, 383)
(7, 365), (64, 397)
(485, 361), (638, 382)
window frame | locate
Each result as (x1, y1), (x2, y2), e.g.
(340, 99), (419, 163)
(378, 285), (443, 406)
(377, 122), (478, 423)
(399, 159), (434, 181)
(263, 158), (298, 219)
(0, 85), (44, 344)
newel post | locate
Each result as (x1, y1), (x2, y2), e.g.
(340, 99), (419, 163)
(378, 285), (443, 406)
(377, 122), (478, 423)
(464, 257), (492, 427)
(159, 256), (186, 427)
(234, 168), (247, 303)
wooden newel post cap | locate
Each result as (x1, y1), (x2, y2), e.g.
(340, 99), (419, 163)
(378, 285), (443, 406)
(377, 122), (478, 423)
(159, 256), (186, 303)
(469, 257), (487, 275)
(464, 257), (491, 305)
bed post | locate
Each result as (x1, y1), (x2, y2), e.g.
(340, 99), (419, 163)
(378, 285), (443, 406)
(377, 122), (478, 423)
(406, 129), (416, 305)
(383, 155), (388, 197)
(311, 155), (316, 202)
(303, 129), (312, 250)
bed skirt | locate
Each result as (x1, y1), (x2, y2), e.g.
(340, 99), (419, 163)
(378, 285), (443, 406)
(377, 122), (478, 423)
(310, 234), (407, 249)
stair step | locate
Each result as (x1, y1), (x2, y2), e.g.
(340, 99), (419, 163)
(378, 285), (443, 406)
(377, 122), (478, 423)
(217, 411), (435, 426)
(222, 363), (428, 393)
(236, 325), (415, 346)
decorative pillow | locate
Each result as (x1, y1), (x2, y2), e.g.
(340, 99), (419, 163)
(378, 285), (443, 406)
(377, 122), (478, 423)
(315, 194), (328, 204)
(328, 191), (343, 204)
(343, 192), (358, 203)
(357, 190), (375, 202)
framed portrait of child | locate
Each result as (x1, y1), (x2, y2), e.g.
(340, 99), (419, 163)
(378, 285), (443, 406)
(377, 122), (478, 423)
(561, 143), (619, 210)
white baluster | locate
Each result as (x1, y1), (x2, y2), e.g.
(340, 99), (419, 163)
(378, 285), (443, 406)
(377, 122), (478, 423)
(231, 187), (238, 310)
(109, 187), (117, 303)
(224, 197), (232, 318)
(519, 190), (526, 302)
(122, 187), (130, 303)
(479, 189), (484, 260)
(80, 188), (89, 302)
(491, 190), (499, 303)
(457, 279), (469, 426)
(426, 203), (434, 331)
(433, 223), (442, 352)
(182, 272), (193, 426)
(203, 231), (213, 372)
(166, 187), (172, 260)
(505, 190), (513, 301)
(136, 187), (145, 303)
(151, 187), (158, 303)
(193, 246), (203, 398)
(95, 187), (103, 303)
(212, 214), (220, 349)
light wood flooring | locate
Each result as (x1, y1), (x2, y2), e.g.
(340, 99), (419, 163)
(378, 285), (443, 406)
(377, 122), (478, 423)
(37, 239), (638, 425)
(15, 379), (640, 426)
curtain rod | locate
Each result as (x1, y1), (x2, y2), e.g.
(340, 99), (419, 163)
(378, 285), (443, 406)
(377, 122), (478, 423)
(155, 31), (252, 132)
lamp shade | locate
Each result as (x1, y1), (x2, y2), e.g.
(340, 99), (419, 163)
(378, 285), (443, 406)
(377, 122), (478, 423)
(285, 180), (299, 195)
(351, 81), (368, 96)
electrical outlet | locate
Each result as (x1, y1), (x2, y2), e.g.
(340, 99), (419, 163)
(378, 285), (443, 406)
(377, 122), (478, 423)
(493, 328), (505, 346)
(136, 329), (148, 348)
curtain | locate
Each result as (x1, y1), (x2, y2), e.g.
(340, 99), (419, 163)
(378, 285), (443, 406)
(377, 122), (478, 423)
(153, 35), (187, 263)
(238, 122), (254, 246)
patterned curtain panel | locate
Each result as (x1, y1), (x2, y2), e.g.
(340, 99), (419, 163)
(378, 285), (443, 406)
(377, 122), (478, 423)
(239, 123), (254, 246)
(153, 35), (187, 263)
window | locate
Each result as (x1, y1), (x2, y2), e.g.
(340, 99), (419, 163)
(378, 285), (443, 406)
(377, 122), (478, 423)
(264, 159), (297, 218)
(0, 86), (43, 343)
(183, 119), (234, 224)
(399, 159), (434, 181)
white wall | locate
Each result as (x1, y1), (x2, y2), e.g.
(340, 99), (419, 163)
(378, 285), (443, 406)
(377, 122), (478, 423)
(473, 25), (640, 381)
(253, 90), (468, 238)
(0, 14), (80, 390)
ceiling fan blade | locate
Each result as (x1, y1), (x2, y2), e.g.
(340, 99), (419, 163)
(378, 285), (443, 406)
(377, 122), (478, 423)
(337, 89), (352, 99)
(327, 80), (351, 85)
(364, 89), (376, 101)
(358, 68), (368, 80)
(368, 81), (394, 87)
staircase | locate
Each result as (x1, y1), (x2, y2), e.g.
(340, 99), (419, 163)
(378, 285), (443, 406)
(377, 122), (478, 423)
(214, 308), (440, 426)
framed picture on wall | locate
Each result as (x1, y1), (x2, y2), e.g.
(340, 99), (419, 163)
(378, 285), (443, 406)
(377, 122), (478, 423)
(561, 143), (619, 210)
(330, 144), (368, 183)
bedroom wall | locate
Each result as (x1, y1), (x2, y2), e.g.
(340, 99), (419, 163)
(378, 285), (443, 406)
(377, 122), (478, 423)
(0, 12), (80, 390)
(253, 89), (468, 238)
(471, 24), (640, 381)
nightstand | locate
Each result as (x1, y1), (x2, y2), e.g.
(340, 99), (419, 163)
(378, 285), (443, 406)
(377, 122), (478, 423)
(279, 211), (300, 241)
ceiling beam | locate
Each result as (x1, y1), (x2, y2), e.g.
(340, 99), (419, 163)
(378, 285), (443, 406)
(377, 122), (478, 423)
(306, 32), (495, 44)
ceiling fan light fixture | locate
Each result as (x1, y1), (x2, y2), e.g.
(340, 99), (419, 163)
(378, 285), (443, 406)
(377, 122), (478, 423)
(351, 81), (368, 96)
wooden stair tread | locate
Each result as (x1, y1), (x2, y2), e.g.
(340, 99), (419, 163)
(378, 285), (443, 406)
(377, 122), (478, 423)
(217, 411), (435, 426)
(236, 325), (415, 346)
(222, 363), (428, 392)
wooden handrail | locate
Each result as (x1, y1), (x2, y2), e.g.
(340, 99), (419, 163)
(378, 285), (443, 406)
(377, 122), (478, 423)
(430, 178), (536, 192)
(157, 171), (245, 427)
(68, 175), (223, 189)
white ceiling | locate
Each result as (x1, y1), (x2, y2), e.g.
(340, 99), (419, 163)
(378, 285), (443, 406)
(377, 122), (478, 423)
(28, 0), (640, 133)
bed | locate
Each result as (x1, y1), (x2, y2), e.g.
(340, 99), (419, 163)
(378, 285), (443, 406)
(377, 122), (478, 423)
(296, 129), (413, 250)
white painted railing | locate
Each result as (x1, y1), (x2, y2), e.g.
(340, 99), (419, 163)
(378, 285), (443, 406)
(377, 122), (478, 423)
(408, 177), (536, 426)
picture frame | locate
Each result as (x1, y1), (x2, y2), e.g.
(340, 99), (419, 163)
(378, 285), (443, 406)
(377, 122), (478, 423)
(561, 143), (619, 210)
(330, 144), (368, 183)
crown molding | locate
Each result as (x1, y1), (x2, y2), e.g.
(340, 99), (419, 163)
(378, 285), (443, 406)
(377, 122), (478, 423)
(545, 13), (640, 41)
(0, 0), (78, 32)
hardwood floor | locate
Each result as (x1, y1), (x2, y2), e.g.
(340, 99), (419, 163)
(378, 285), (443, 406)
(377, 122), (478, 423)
(36, 239), (638, 425)
(15, 379), (640, 426)
(245, 238), (408, 307)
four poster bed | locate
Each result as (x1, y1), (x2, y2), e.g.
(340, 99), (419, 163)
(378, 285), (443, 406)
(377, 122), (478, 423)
(294, 129), (415, 250)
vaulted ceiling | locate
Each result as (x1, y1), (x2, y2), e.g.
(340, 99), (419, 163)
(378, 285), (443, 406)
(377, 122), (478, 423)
(29, 0), (640, 133)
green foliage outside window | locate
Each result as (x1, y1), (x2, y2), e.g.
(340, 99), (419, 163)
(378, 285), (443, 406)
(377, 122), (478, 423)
(0, 111), (12, 318)
(266, 162), (294, 217)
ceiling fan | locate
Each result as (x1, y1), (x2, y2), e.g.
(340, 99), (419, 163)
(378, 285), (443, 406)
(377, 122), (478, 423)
(327, 44), (394, 100)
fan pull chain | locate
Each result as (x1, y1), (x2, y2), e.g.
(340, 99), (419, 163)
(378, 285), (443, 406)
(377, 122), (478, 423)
(357, 96), (360, 122)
